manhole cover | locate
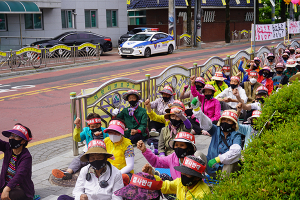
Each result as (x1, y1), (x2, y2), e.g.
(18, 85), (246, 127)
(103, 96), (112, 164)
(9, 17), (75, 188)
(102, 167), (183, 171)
(49, 168), (79, 187)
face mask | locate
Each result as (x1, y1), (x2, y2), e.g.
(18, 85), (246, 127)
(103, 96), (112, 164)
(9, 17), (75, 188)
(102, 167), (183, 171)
(91, 127), (101, 133)
(290, 50), (295, 54)
(9, 139), (23, 149)
(224, 72), (230, 76)
(181, 174), (198, 186)
(163, 97), (171, 103)
(205, 94), (213, 100)
(174, 147), (188, 158)
(230, 84), (238, 89)
(256, 98), (265, 104)
(262, 72), (269, 77)
(276, 70), (283, 75)
(283, 57), (288, 61)
(129, 100), (138, 107)
(195, 85), (203, 91)
(90, 159), (107, 170)
(255, 62), (260, 66)
(109, 134), (122, 143)
(252, 65), (258, 70)
(170, 119), (182, 127)
(220, 122), (234, 132)
(249, 78), (257, 84)
(268, 59), (274, 62)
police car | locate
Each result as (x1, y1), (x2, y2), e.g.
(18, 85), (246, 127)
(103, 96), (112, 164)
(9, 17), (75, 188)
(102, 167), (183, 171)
(118, 31), (175, 58)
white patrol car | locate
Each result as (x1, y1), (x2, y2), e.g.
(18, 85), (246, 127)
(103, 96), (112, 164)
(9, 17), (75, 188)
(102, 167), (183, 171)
(118, 32), (175, 58)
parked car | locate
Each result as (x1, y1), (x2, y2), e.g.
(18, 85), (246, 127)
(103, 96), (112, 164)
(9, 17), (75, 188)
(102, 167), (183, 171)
(30, 31), (112, 55)
(118, 27), (159, 45)
(118, 31), (175, 58)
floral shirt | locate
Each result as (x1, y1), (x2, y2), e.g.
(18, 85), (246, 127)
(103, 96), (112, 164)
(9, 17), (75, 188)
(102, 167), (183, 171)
(150, 97), (174, 115)
(124, 145), (135, 158)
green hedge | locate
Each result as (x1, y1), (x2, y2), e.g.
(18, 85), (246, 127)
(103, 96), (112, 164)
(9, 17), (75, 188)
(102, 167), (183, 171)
(203, 81), (300, 199)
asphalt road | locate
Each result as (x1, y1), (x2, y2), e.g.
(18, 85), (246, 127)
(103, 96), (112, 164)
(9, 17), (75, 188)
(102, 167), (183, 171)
(0, 40), (281, 143)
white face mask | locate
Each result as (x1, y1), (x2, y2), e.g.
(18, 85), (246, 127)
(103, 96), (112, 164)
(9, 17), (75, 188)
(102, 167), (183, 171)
(225, 72), (230, 76)
(109, 134), (122, 143)
(250, 78), (257, 84)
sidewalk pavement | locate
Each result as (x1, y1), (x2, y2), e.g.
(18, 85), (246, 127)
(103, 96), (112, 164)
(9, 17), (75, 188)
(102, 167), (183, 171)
(0, 134), (212, 200)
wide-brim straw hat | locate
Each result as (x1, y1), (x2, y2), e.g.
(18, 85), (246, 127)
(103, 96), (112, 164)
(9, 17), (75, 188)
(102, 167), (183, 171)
(159, 85), (175, 96)
(217, 110), (239, 131)
(123, 89), (141, 101)
(285, 59), (297, 68)
(211, 72), (226, 81)
(80, 140), (113, 162)
(169, 132), (197, 152)
(289, 72), (300, 82)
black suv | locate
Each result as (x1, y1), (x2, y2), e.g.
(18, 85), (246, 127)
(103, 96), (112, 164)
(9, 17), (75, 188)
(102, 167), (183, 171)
(30, 31), (112, 55)
(118, 27), (159, 45)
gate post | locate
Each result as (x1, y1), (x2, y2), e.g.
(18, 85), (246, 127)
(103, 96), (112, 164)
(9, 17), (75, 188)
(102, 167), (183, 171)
(70, 92), (79, 156)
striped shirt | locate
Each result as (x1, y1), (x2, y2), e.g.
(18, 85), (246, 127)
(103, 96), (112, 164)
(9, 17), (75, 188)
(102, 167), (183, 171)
(5, 154), (17, 184)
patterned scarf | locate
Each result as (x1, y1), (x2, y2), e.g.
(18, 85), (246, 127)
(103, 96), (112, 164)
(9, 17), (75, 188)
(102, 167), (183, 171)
(169, 123), (180, 137)
(128, 104), (139, 116)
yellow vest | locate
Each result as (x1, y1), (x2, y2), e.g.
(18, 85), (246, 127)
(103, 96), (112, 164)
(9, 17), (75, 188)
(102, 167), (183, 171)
(104, 137), (134, 174)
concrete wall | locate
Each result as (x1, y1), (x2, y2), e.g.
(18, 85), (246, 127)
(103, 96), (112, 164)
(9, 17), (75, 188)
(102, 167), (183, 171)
(0, 0), (127, 50)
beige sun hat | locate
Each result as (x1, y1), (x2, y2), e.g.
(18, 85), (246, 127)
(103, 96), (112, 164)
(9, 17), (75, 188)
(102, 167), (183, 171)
(217, 110), (239, 131)
(211, 72), (226, 81)
(80, 140), (113, 162)
(289, 72), (300, 82)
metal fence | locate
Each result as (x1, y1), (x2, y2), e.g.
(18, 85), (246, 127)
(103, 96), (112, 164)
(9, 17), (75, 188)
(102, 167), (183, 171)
(69, 40), (300, 155)
(0, 43), (101, 72)
(177, 33), (193, 47)
(231, 30), (251, 43)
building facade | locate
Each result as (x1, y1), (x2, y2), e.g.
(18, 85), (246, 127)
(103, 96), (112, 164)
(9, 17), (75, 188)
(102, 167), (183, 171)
(0, 0), (127, 50)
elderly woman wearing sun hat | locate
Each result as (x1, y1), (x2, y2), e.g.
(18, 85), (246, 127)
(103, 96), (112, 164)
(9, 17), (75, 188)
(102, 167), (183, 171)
(0, 124), (34, 200)
(206, 72), (228, 97)
(283, 59), (299, 80)
(257, 66), (274, 95)
(180, 76), (206, 101)
(191, 97), (242, 177)
(57, 139), (124, 200)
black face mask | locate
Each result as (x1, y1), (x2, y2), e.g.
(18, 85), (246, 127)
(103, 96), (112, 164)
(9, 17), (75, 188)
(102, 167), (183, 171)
(252, 65), (258, 70)
(205, 94), (213, 100)
(129, 100), (138, 107)
(90, 159), (107, 170)
(220, 122), (234, 132)
(195, 85), (203, 91)
(174, 147), (189, 158)
(255, 62), (260, 66)
(256, 98), (265, 104)
(163, 97), (171, 103)
(230, 84), (238, 89)
(91, 127), (101, 133)
(276, 70), (283, 75)
(185, 109), (193, 117)
(170, 119), (182, 127)
(283, 57), (288, 61)
(181, 174), (198, 186)
(9, 139), (23, 149)
(268, 59), (274, 62)
(262, 72), (269, 77)
(290, 50), (295, 54)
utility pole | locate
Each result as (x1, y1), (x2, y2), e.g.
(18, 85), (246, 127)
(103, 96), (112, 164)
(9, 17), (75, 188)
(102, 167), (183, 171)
(253, 0), (256, 56)
(194, 0), (201, 47)
(168, 0), (176, 40)
(271, 5), (275, 24)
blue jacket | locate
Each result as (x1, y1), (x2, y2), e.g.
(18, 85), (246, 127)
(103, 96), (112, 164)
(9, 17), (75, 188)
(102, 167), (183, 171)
(222, 72), (231, 86)
(74, 127), (108, 148)
(237, 61), (249, 83)
(207, 124), (241, 174)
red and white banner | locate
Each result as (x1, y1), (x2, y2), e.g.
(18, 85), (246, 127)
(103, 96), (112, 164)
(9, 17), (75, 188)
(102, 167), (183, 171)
(251, 22), (286, 41)
(288, 21), (300, 34)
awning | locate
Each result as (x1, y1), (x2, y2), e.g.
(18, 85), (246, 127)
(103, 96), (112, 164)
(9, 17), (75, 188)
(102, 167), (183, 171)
(0, 1), (41, 14)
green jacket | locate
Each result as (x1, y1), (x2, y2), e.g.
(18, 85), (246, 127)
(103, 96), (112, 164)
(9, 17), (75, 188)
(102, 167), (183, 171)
(158, 123), (192, 156)
(207, 80), (228, 97)
(117, 106), (148, 138)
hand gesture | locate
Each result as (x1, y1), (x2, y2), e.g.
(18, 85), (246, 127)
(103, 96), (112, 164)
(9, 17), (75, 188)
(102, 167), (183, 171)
(137, 140), (146, 153)
(223, 97), (229, 102)
(80, 194), (88, 200)
(191, 97), (201, 110)
(1, 190), (11, 200)
(236, 102), (243, 114)
(190, 75), (196, 86)
(184, 85), (189, 91)
(142, 164), (154, 176)
(145, 99), (150, 107)
(241, 56), (245, 61)
(94, 131), (102, 136)
(74, 117), (81, 128)
(236, 71), (242, 77)
(131, 129), (137, 136)
(232, 88), (239, 97)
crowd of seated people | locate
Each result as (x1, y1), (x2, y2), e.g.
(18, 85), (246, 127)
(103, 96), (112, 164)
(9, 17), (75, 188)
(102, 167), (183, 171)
(3, 46), (300, 200)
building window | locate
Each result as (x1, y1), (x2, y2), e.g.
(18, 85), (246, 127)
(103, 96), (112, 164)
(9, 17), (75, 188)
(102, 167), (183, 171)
(203, 11), (215, 23)
(0, 14), (7, 31)
(62, 10), (74, 29)
(25, 13), (42, 29)
(106, 10), (118, 27)
(245, 12), (254, 22)
(128, 10), (146, 25)
(85, 10), (97, 28)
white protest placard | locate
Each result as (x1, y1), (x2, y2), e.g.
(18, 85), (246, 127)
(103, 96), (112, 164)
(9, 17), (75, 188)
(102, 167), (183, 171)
(251, 22), (286, 41)
(288, 21), (300, 34)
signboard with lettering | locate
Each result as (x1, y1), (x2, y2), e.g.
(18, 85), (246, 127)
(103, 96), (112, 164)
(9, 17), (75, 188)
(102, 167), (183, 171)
(251, 23), (286, 41)
(288, 21), (300, 34)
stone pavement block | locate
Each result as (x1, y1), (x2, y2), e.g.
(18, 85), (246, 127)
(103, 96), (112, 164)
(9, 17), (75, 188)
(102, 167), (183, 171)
(41, 195), (60, 200)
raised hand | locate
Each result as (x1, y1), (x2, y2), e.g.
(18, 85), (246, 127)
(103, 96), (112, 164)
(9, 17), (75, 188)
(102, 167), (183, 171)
(190, 75), (196, 86)
(142, 163), (154, 176)
(74, 117), (81, 128)
(137, 140), (146, 153)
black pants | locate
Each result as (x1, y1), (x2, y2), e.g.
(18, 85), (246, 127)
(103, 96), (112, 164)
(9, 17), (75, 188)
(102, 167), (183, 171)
(149, 121), (165, 133)
(0, 186), (32, 200)
(129, 133), (144, 145)
(188, 118), (203, 135)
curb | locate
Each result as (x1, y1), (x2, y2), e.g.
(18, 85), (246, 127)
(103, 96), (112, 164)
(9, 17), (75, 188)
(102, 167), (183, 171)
(0, 59), (109, 78)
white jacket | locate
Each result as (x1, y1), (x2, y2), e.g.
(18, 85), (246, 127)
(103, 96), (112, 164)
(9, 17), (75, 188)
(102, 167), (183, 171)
(216, 86), (248, 108)
(73, 164), (123, 200)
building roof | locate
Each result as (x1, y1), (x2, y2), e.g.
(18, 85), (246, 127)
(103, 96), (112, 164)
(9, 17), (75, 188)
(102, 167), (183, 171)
(128, 0), (255, 9)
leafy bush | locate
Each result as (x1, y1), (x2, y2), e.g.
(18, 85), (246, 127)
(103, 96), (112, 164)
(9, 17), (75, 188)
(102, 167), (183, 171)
(203, 81), (300, 199)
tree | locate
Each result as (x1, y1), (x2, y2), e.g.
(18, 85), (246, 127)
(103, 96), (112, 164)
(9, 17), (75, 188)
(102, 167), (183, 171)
(187, 0), (192, 35)
(225, 0), (230, 43)
(259, 0), (286, 24)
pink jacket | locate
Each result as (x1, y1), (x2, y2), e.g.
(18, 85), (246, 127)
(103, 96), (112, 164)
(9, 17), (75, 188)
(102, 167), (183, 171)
(142, 148), (180, 180)
(191, 85), (221, 122)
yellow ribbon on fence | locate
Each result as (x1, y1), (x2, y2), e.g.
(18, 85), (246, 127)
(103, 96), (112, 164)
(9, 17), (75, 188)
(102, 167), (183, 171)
(258, 0), (261, 3)
(222, 0), (226, 5)
(246, 0), (250, 3)
(185, 0), (189, 6)
(202, 0), (206, 3)
(127, 0), (130, 5)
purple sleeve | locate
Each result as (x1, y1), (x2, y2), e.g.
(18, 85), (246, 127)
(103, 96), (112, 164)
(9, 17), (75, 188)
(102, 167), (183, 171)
(183, 119), (191, 129)
(142, 148), (170, 168)
(7, 153), (32, 189)
(159, 152), (165, 156)
(210, 99), (221, 121)
(0, 139), (9, 152)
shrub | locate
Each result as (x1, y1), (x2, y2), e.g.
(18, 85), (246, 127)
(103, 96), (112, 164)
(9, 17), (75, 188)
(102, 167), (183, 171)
(203, 81), (300, 199)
